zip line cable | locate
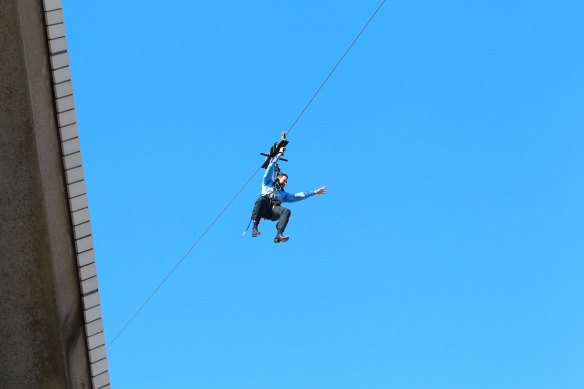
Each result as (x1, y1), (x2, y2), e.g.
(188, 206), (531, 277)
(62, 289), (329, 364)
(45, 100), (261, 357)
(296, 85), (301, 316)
(107, 0), (386, 349)
(107, 167), (262, 349)
(286, 0), (386, 136)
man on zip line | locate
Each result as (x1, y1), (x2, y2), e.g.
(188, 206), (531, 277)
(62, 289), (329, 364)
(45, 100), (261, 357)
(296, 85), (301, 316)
(250, 148), (327, 243)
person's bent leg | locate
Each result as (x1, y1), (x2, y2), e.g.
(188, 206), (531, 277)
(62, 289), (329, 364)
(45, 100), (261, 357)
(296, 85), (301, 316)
(251, 197), (269, 237)
(273, 206), (291, 243)
(275, 207), (291, 233)
(251, 196), (268, 223)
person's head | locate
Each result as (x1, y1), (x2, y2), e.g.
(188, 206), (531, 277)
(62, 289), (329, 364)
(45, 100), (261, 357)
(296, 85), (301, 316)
(276, 173), (288, 188)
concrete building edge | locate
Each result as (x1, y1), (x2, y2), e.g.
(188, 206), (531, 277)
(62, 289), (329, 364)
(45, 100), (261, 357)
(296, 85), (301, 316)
(40, 0), (112, 387)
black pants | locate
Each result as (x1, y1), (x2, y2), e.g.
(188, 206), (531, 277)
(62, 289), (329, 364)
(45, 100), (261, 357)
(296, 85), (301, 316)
(251, 196), (291, 233)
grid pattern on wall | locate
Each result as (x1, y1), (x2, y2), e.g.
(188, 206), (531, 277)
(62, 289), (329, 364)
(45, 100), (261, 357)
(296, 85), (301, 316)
(42, 0), (111, 388)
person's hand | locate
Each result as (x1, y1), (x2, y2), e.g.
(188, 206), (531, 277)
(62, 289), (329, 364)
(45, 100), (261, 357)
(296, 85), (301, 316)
(313, 186), (327, 195)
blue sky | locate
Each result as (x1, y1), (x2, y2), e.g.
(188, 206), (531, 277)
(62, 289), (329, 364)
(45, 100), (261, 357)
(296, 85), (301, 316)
(63, 1), (584, 388)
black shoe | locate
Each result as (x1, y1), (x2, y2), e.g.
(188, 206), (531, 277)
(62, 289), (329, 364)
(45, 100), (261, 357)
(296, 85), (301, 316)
(274, 233), (289, 243)
(252, 228), (261, 238)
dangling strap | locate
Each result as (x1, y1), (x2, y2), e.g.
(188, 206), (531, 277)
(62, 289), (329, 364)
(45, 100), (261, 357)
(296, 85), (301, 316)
(242, 219), (253, 238)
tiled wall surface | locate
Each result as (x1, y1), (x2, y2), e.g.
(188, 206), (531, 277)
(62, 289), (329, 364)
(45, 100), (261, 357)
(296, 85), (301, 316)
(42, 0), (111, 388)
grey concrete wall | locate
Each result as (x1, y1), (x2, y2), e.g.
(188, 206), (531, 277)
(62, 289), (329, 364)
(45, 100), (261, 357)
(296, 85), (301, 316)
(0, 0), (93, 387)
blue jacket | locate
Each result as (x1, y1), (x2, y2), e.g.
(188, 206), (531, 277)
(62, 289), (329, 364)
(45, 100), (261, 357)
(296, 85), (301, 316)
(262, 156), (314, 203)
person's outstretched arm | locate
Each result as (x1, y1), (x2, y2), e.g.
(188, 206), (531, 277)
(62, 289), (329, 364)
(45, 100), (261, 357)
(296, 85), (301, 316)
(281, 186), (327, 203)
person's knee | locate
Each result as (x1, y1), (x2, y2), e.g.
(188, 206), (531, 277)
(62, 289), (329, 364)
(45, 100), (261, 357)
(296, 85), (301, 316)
(283, 208), (291, 216)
